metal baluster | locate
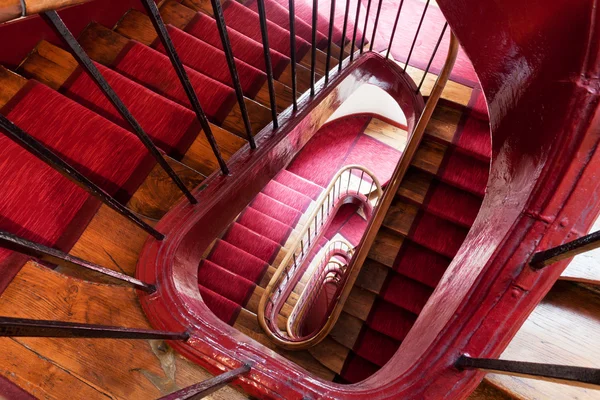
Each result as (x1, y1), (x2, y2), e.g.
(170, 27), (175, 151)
(0, 317), (188, 340)
(369, 0), (383, 51)
(288, 0), (298, 111)
(404, 0), (430, 72)
(531, 229), (600, 269)
(321, 204), (325, 225)
(350, 0), (361, 62)
(417, 22), (448, 93)
(308, 226), (311, 246)
(42, 10), (198, 203)
(338, 0), (351, 71)
(314, 217), (318, 233)
(325, 0), (336, 84)
(158, 364), (252, 400)
(310, 0), (318, 95)
(137, 0), (230, 175)
(0, 115), (163, 240)
(386, 0), (405, 59)
(209, 0), (255, 148)
(347, 169), (351, 194)
(301, 240), (305, 256)
(0, 231), (155, 292)
(360, 0), (372, 54)
(255, 0), (279, 129)
(456, 356), (600, 388)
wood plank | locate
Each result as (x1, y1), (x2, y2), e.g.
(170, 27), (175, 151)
(405, 64), (473, 106)
(561, 217), (600, 285)
(355, 258), (389, 294)
(343, 286), (376, 321)
(0, 66), (26, 108)
(382, 198), (419, 236)
(468, 382), (513, 400)
(0, 262), (247, 399)
(427, 102), (464, 143)
(397, 167), (434, 204)
(363, 118), (408, 151)
(412, 139), (447, 175)
(367, 227), (404, 268)
(307, 336), (349, 374)
(329, 311), (363, 349)
(485, 282), (600, 399)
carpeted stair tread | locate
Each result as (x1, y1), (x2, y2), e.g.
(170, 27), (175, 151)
(208, 240), (269, 282)
(379, 273), (433, 315)
(422, 180), (482, 228)
(153, 25), (267, 99)
(62, 62), (199, 158)
(343, 134), (402, 186)
(111, 41), (237, 124)
(438, 150), (488, 197)
(325, 203), (360, 239)
(183, 10), (290, 79)
(352, 326), (400, 367)
(198, 284), (241, 324)
(262, 180), (312, 212)
(223, 223), (281, 263)
(250, 193), (302, 226)
(338, 353), (379, 384)
(409, 212), (469, 259)
(454, 113), (492, 161)
(244, 0), (328, 48)
(222, 0), (311, 59)
(198, 259), (256, 305)
(366, 299), (417, 341)
(392, 240), (450, 288)
(238, 207), (293, 245)
(339, 214), (368, 246)
(275, 170), (324, 200)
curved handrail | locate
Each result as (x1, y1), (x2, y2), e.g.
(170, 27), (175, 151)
(258, 165), (382, 348)
(286, 239), (355, 338)
(0, 0), (89, 24)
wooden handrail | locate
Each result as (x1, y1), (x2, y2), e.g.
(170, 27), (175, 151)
(257, 165), (382, 347)
(0, 0), (89, 24)
(259, 33), (459, 351)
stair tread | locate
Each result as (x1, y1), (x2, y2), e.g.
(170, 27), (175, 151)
(237, 207), (293, 245)
(250, 192), (303, 226)
(352, 326), (401, 367)
(262, 180), (313, 212)
(223, 222), (281, 263)
(208, 240), (269, 283)
(275, 169), (324, 200)
(198, 259), (256, 305)
(198, 284), (241, 325)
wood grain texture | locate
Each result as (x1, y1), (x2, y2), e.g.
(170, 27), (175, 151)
(25, 0), (89, 15)
(0, 66), (27, 108)
(561, 217), (600, 285)
(485, 282), (600, 399)
(0, 0), (21, 24)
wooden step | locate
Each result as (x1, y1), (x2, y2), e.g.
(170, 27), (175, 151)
(18, 40), (246, 177)
(77, 22), (272, 137)
(560, 217), (600, 285)
(0, 65), (203, 220)
(159, 0), (313, 93)
(484, 281), (600, 399)
(0, 261), (247, 399)
(114, 9), (293, 113)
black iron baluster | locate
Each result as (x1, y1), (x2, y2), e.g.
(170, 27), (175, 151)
(0, 317), (189, 340)
(0, 230), (154, 292)
(325, 0), (336, 83)
(386, 0), (405, 59)
(42, 11), (198, 204)
(288, 0), (298, 111)
(338, 0), (351, 71)
(310, 0), (318, 95)
(350, 0), (361, 62)
(0, 115), (163, 240)
(369, 0), (383, 51)
(531, 229), (600, 269)
(360, 0), (372, 54)
(456, 356), (600, 388)
(138, 0), (230, 175)
(209, 0), (256, 148)
(417, 22), (448, 93)
(404, 0), (430, 72)
(158, 364), (252, 400)
(255, 0), (279, 129)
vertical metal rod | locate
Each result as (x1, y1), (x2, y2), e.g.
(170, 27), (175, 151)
(308, 226), (311, 246)
(358, 170), (364, 193)
(0, 115), (163, 240)
(369, 0), (383, 51)
(456, 356), (600, 388)
(310, 0), (318, 95)
(158, 364), (252, 400)
(338, 0), (351, 71)
(0, 317), (189, 340)
(209, 0), (256, 148)
(386, 0), (405, 59)
(255, 0), (279, 129)
(0, 230), (155, 292)
(346, 170), (351, 194)
(288, 0), (298, 111)
(321, 204), (325, 225)
(350, 0), (361, 62)
(417, 22), (448, 93)
(325, 0), (336, 83)
(138, 0), (230, 175)
(404, 0), (430, 72)
(42, 10), (198, 203)
(530, 229), (600, 269)
(360, 0), (372, 54)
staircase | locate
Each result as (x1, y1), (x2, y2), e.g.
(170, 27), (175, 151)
(0, 0), (598, 399)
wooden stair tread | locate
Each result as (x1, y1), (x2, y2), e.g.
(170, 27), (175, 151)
(485, 282), (600, 399)
(0, 66), (26, 108)
(560, 218), (600, 285)
(0, 262), (247, 399)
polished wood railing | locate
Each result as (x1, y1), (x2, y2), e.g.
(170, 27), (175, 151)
(0, 0), (88, 24)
